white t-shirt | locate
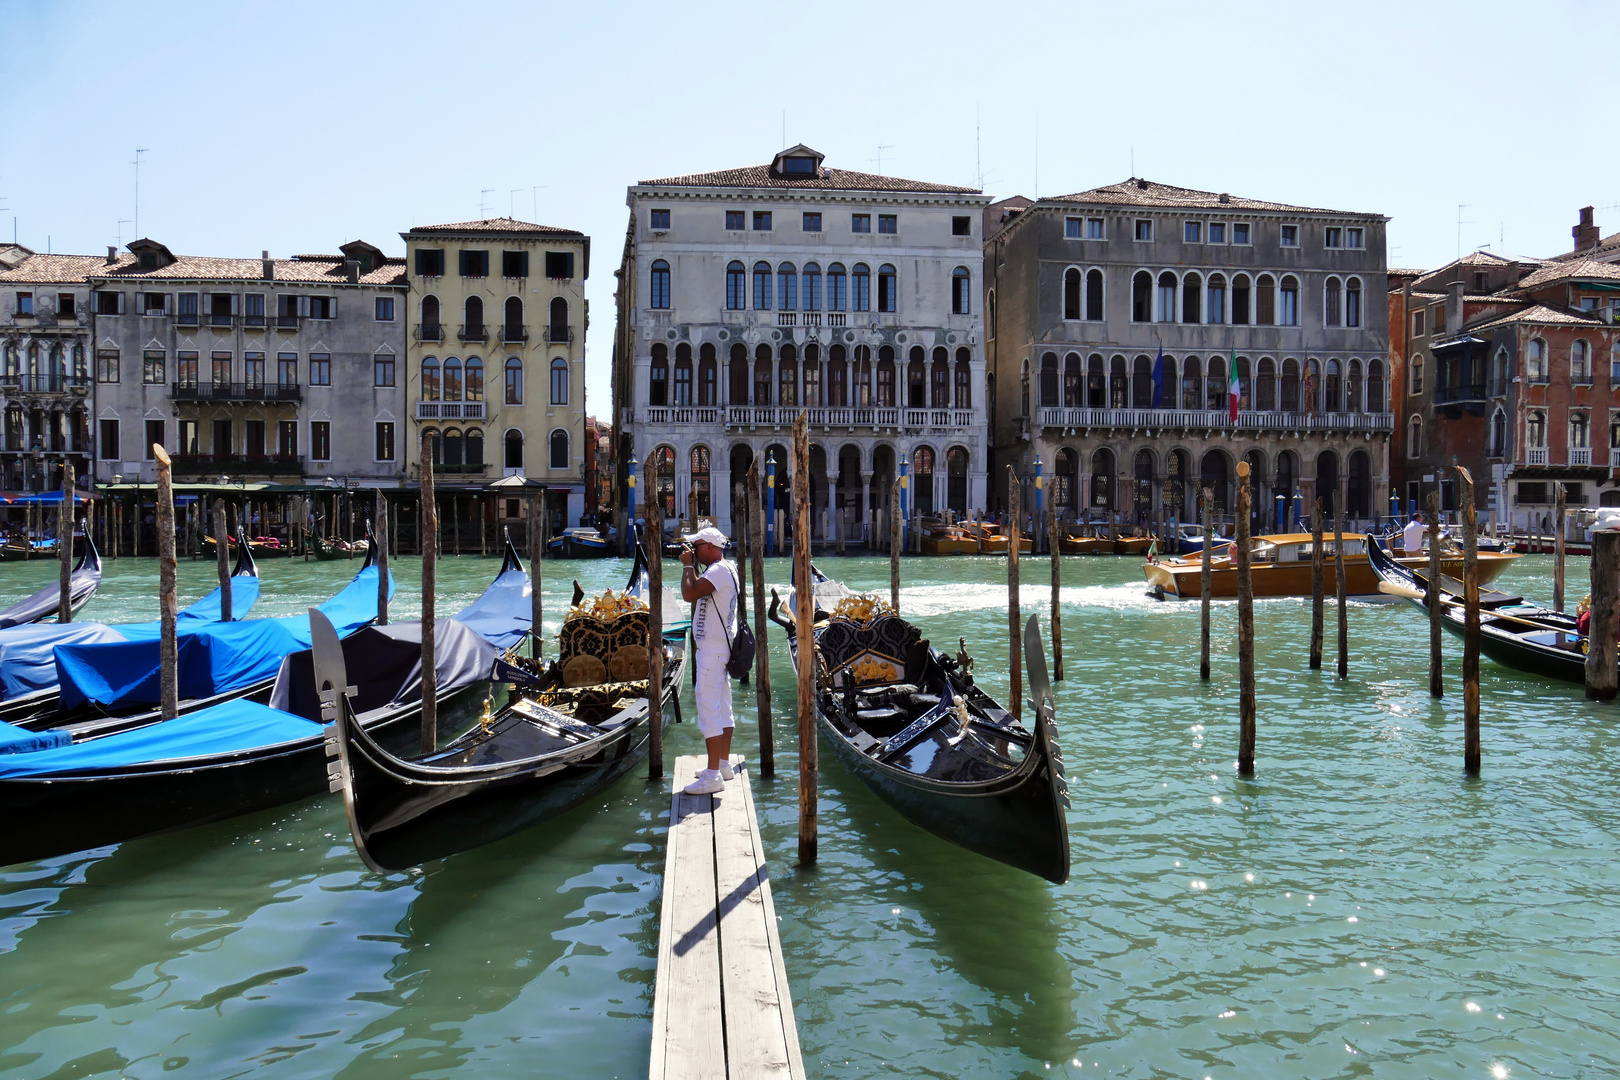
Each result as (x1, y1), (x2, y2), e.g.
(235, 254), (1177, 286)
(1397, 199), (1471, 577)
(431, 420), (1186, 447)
(1401, 519), (1427, 553)
(692, 559), (738, 648)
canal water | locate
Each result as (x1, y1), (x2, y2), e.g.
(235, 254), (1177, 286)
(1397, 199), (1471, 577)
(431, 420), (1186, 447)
(2, 550), (1617, 1079)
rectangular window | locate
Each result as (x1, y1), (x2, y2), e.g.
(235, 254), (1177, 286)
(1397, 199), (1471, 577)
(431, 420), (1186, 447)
(726, 210), (745, 230)
(177, 292), (199, 324)
(244, 351), (265, 390)
(1324, 226), (1343, 248)
(459, 250), (489, 278)
(375, 296), (395, 321)
(501, 250), (529, 278)
(142, 349), (165, 384)
(99, 419), (119, 460)
(375, 422), (394, 461)
(307, 296), (333, 319)
(752, 211), (772, 231)
(143, 291), (167, 314)
(649, 208), (670, 230)
(1412, 309), (1426, 336)
(374, 353), (396, 386)
(1086, 218), (1104, 239)
(16, 292), (32, 315)
(1432, 305), (1446, 336)
(245, 420), (265, 458)
(415, 249), (444, 276)
(803, 212), (821, 232)
(177, 420), (198, 455)
(1346, 227), (1364, 249)
(1208, 222), (1226, 244)
(952, 216), (972, 236)
(309, 352), (331, 386)
(176, 350), (198, 388)
(210, 351), (230, 388)
(243, 292), (265, 324)
(544, 251), (574, 279)
(144, 420), (163, 461)
(94, 290), (122, 315)
(277, 420), (297, 457)
(1065, 217), (1082, 239)
(310, 422), (331, 461)
(878, 214), (897, 234)
(1183, 221), (1202, 243)
(1134, 219), (1153, 241)
(57, 293), (75, 317)
(277, 352), (298, 387)
(1233, 223), (1252, 245)
(851, 213), (871, 233)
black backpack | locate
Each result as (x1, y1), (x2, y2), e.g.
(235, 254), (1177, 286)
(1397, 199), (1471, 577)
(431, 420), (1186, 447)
(709, 566), (755, 679)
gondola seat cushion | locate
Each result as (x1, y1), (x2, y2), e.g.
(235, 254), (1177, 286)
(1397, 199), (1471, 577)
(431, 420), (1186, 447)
(853, 705), (909, 736)
(818, 615), (923, 687)
(608, 644), (648, 682)
(561, 654), (607, 688)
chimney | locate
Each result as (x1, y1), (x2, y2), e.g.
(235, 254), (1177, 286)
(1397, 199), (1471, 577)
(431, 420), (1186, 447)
(1447, 279), (1464, 333)
(344, 258), (360, 283)
(261, 251), (273, 281)
(1218, 193), (1230, 204)
(105, 245), (117, 265)
(1574, 206), (1599, 252)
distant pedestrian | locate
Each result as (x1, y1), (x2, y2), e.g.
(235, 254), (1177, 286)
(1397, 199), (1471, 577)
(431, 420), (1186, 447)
(1401, 512), (1428, 555)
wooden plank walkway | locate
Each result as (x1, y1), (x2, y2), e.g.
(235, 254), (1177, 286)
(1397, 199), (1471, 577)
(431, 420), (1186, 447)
(650, 754), (806, 1080)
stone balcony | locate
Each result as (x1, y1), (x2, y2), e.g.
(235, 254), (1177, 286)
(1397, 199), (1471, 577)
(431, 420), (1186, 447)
(636, 405), (978, 432)
(1035, 406), (1394, 435)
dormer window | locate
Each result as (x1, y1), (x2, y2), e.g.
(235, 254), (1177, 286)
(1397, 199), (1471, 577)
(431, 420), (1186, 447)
(781, 157), (815, 176)
(770, 143), (826, 178)
(139, 252), (158, 268)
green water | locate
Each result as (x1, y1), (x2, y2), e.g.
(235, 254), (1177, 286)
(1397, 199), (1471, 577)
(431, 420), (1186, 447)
(2, 551), (1618, 1079)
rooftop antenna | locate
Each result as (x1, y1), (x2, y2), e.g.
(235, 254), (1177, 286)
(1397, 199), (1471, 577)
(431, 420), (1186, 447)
(1130, 146), (1134, 178)
(532, 184), (548, 222)
(1455, 203), (1473, 260)
(869, 144), (895, 175)
(1033, 110), (1039, 199)
(510, 188), (524, 218)
(479, 189), (494, 217)
(116, 219), (130, 248)
(781, 110), (785, 150)
(132, 148), (148, 237)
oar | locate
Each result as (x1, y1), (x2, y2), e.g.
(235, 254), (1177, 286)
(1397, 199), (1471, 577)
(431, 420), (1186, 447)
(1376, 581), (1573, 634)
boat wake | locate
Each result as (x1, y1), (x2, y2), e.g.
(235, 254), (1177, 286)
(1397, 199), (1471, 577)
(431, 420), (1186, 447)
(899, 582), (1162, 617)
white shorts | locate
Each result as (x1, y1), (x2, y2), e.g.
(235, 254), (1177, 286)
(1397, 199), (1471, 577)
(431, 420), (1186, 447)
(693, 646), (736, 739)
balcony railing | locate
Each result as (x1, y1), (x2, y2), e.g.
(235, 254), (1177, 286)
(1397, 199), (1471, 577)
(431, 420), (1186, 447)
(171, 381), (303, 403)
(243, 314), (267, 328)
(208, 313), (234, 327)
(177, 312), (201, 326)
(275, 315), (300, 329)
(802, 313), (823, 327)
(171, 453), (304, 476)
(827, 313), (847, 327)
(545, 326), (573, 343)
(431, 461), (488, 475)
(415, 400), (487, 420)
(1434, 383), (1488, 405)
(1035, 406), (1395, 433)
(777, 313), (797, 327)
(416, 323), (444, 342)
(500, 324), (528, 342)
(0, 375), (92, 395)
(1570, 447), (1593, 466)
(1527, 447), (1549, 465)
(644, 406), (723, 425)
(459, 323), (488, 342)
(721, 405), (972, 430)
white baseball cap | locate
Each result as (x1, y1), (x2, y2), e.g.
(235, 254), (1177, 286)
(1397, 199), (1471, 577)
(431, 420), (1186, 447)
(682, 526), (730, 548)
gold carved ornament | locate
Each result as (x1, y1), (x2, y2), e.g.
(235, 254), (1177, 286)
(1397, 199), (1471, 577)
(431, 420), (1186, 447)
(565, 588), (648, 623)
(829, 594), (895, 627)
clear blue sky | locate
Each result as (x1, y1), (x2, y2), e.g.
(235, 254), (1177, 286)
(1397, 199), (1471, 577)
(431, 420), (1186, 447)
(3, 0), (1616, 413)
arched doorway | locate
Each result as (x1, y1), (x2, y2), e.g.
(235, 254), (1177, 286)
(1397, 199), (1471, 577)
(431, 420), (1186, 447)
(946, 446), (969, 516)
(1275, 451), (1299, 529)
(1316, 450), (1340, 518)
(1200, 450), (1230, 515)
(1165, 449), (1189, 520)
(1054, 447), (1078, 514)
(1090, 447), (1115, 514)
(1133, 448), (1155, 523)
(1347, 450), (1371, 520)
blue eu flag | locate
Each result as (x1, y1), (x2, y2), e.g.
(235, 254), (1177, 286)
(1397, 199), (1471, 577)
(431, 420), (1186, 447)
(1151, 347), (1165, 408)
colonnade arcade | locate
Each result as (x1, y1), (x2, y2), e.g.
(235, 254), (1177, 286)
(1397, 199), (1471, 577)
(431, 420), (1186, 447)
(648, 340), (975, 411)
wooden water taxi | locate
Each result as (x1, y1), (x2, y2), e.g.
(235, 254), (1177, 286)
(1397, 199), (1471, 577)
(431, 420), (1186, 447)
(919, 518), (978, 555)
(1114, 535), (1153, 556)
(1058, 524), (1113, 556)
(961, 521), (1032, 555)
(1143, 532), (1522, 600)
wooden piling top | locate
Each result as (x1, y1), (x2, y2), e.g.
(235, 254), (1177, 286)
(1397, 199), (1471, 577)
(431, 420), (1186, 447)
(651, 754), (805, 1080)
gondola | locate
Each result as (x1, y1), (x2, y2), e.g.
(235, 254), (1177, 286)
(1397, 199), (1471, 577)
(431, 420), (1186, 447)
(549, 526), (615, 559)
(0, 536), (102, 629)
(0, 539), (532, 867)
(308, 533), (366, 561)
(768, 569), (1071, 884)
(0, 534), (57, 561)
(1366, 533), (1592, 683)
(326, 538), (686, 872)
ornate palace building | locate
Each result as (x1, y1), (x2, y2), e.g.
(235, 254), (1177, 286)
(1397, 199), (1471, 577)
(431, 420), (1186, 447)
(984, 179), (1392, 530)
(0, 245), (95, 494)
(612, 145), (991, 541)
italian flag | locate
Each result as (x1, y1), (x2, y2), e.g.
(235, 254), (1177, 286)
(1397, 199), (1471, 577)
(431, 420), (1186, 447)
(1228, 345), (1240, 423)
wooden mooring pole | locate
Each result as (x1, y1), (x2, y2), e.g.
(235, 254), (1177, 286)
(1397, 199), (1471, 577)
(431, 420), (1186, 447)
(736, 495), (749, 685)
(1200, 488), (1213, 681)
(1459, 467), (1481, 772)
(1236, 461), (1256, 776)
(1334, 494), (1348, 680)
(748, 461), (773, 777)
(889, 478), (902, 613)
(154, 445), (179, 722)
(646, 486), (664, 781)
(420, 434), (438, 754)
(1587, 521), (1619, 701)
(375, 490), (389, 626)
(1007, 467), (1022, 722)
(1049, 509), (1063, 682)
(529, 495), (543, 659)
(213, 499), (232, 622)
(1309, 499), (1324, 670)
(58, 460), (74, 623)
(1428, 490), (1444, 698)
(1554, 482), (1566, 612)
(792, 414), (816, 865)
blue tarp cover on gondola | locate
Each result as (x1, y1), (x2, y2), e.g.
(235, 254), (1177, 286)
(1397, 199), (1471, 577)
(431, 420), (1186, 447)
(450, 562), (531, 651)
(0, 573), (261, 699)
(0, 718), (71, 756)
(54, 566), (389, 712)
(0, 700), (321, 778)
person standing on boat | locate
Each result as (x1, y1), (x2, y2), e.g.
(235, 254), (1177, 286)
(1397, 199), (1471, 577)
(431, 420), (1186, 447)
(679, 526), (739, 795)
(1401, 512), (1428, 555)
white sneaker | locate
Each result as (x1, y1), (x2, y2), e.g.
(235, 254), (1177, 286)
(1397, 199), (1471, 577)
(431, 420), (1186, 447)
(693, 758), (744, 781)
(683, 770), (725, 795)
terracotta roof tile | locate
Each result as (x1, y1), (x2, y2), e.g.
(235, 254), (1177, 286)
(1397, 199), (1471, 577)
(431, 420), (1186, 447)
(0, 253), (116, 284)
(85, 253), (406, 287)
(638, 164), (980, 195)
(1043, 178), (1368, 215)
(1468, 302), (1607, 332)
(404, 217), (585, 237)
(1513, 258), (1620, 291)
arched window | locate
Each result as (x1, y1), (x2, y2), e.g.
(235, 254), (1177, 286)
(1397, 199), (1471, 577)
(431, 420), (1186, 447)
(755, 344), (773, 405)
(1207, 274), (1227, 324)
(854, 344), (871, 406)
(1132, 355), (1153, 408)
(2, 341), (17, 379)
(1491, 348), (1510, 396)
(752, 261), (773, 310)
(1573, 339), (1592, 383)
(1407, 416), (1423, 459)
(1256, 358), (1277, 410)
(1157, 271), (1178, 322)
(442, 426), (463, 466)
(421, 356), (440, 400)
(1490, 408), (1507, 458)
(955, 348), (972, 408)
(548, 297), (568, 341)
(1303, 359), (1321, 414)
(1232, 274), (1252, 325)
(673, 343), (693, 406)
(1527, 410), (1546, 447)
(504, 429), (524, 470)
(1091, 447), (1115, 510)
(827, 263), (847, 311)
(1054, 447), (1078, 510)
(422, 295), (440, 331)
(1040, 352), (1059, 408)
(1110, 355), (1127, 407)
(802, 262), (821, 311)
(649, 343), (667, 406)
(1346, 277), (1362, 327)
(1256, 274), (1276, 325)
(988, 290), (997, 337)
(879, 264), (899, 313)
(504, 356), (523, 404)
(777, 262), (797, 311)
(1063, 353), (1083, 408)
(1181, 356), (1202, 410)
(1086, 354), (1105, 408)
(912, 445), (936, 514)
(1236, 356), (1252, 409)
(876, 346), (895, 406)
(804, 343), (821, 405)
(1528, 338), (1546, 382)
(931, 346), (949, 407)
(1324, 276), (1342, 326)
(650, 445), (676, 516)
(1205, 356), (1227, 412)
(726, 261), (746, 309)
(779, 343), (799, 407)
(852, 263), (871, 312)
(1132, 270), (1152, 322)
(1324, 359), (1342, 412)
(650, 259), (671, 309)
(1086, 269), (1104, 321)
(1279, 276), (1299, 326)
(549, 428), (569, 469)
(1572, 412), (1591, 449)
(1182, 272), (1202, 324)
(465, 356), (484, 401)
(1281, 359), (1300, 411)
(72, 344), (87, 380)
(906, 346), (926, 408)
(443, 356), (463, 401)
(1063, 268), (1081, 320)
(1411, 354), (1425, 394)
(503, 296), (524, 339)
(464, 295), (484, 335)
(1346, 359), (1363, 413)
(1367, 359), (1385, 411)
(951, 266), (971, 315)
(729, 342), (749, 404)
(691, 444), (711, 516)
(698, 343), (717, 406)
(551, 357), (569, 405)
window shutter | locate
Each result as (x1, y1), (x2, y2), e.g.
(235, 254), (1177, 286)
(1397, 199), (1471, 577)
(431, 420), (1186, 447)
(230, 293), (239, 315)
(519, 251), (529, 277)
(298, 295), (310, 317)
(117, 292), (125, 314)
(327, 296), (336, 318)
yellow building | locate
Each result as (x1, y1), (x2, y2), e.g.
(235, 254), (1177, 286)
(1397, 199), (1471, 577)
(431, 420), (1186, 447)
(401, 219), (589, 531)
